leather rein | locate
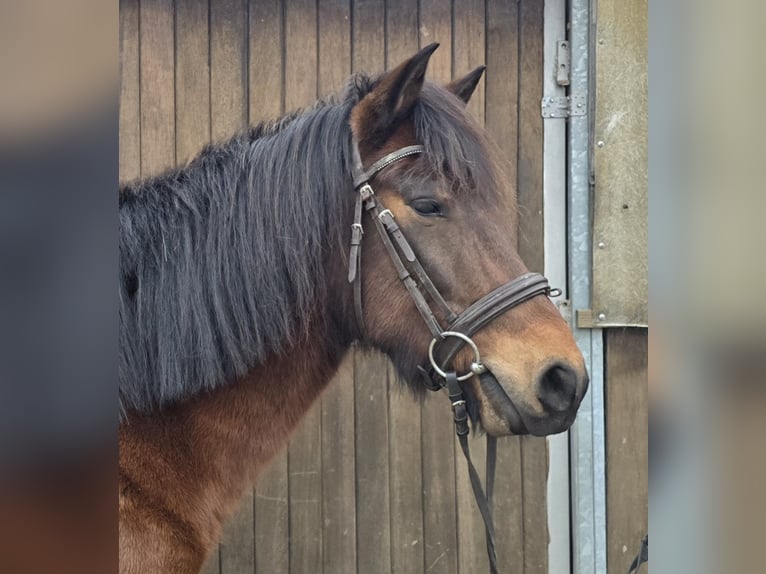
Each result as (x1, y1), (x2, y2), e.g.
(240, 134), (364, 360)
(348, 139), (559, 573)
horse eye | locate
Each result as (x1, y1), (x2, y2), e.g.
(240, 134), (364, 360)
(410, 198), (444, 217)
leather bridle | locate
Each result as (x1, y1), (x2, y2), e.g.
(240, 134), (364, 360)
(348, 139), (559, 573)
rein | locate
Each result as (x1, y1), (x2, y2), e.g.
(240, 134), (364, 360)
(348, 139), (559, 573)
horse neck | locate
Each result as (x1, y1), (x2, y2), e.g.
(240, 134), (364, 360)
(119, 100), (356, 413)
(119, 322), (349, 550)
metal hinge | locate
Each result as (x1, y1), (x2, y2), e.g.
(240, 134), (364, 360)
(556, 40), (570, 86)
(541, 94), (587, 119)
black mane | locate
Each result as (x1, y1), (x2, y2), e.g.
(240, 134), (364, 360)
(119, 74), (501, 415)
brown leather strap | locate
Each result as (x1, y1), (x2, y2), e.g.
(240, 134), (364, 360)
(350, 142), (453, 338)
(427, 273), (553, 377)
(445, 370), (499, 573)
(365, 194), (444, 338)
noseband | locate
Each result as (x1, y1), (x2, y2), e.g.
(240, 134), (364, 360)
(348, 139), (560, 573)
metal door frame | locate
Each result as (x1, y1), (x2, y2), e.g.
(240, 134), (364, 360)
(544, 0), (607, 572)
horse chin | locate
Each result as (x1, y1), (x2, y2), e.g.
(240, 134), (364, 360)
(477, 371), (529, 436)
(476, 369), (581, 437)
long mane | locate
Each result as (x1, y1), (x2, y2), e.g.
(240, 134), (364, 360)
(119, 74), (503, 415)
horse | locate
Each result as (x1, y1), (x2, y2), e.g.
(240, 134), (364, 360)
(118, 43), (589, 574)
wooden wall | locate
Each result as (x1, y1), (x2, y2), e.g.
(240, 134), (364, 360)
(605, 329), (649, 573)
(119, 0), (549, 572)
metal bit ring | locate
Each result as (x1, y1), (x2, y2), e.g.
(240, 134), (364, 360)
(428, 331), (486, 382)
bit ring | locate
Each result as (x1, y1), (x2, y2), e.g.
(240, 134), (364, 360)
(428, 331), (485, 382)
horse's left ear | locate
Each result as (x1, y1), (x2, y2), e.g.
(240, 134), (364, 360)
(445, 66), (486, 104)
(353, 43), (439, 145)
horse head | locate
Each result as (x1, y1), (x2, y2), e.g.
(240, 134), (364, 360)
(345, 44), (588, 436)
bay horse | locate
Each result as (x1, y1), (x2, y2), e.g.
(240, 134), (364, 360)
(119, 44), (588, 573)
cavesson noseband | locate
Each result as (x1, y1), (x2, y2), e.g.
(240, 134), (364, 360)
(348, 138), (560, 574)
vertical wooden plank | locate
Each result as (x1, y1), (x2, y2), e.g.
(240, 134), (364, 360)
(351, 0), (384, 74)
(485, 0), (519, 192)
(288, 397), (323, 574)
(517, 2), (548, 573)
(255, 449), (290, 574)
(249, 0), (283, 122)
(321, 355), (357, 574)
(353, 350), (391, 574)
(351, 3), (391, 573)
(210, 2), (254, 573)
(517, 0), (544, 274)
(119, 0), (140, 182)
(383, 5), (424, 573)
(211, 0), (248, 141)
(452, 0), (486, 125)
(139, 0), (175, 176)
(451, 3), (492, 573)
(249, 2), (288, 573)
(317, 3), (355, 573)
(417, 4), (459, 574)
(606, 329), (648, 574)
(388, 369), (424, 574)
(219, 493), (254, 574)
(485, 1), (525, 571)
(200, 552), (221, 574)
(175, 0), (210, 165)
(283, 2), (321, 572)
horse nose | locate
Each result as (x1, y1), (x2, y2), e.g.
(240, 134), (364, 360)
(536, 362), (580, 413)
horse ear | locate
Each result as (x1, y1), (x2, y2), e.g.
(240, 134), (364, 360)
(354, 43), (439, 144)
(445, 66), (486, 104)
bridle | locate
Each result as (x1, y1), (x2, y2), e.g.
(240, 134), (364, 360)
(348, 138), (560, 573)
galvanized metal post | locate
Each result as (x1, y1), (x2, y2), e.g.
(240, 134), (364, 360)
(568, 0), (607, 573)
(543, 1), (572, 573)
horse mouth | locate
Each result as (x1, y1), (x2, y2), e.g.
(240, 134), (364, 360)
(478, 371), (529, 435)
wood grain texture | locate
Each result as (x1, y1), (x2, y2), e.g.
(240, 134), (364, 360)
(517, 0), (544, 275)
(484, 3), (526, 570)
(485, 0), (519, 193)
(317, 5), (356, 573)
(254, 450), (289, 573)
(200, 549), (221, 574)
(606, 329), (648, 574)
(248, 3), (289, 571)
(211, 0), (248, 141)
(209, 3), (253, 570)
(592, 0), (648, 326)
(318, 0), (351, 96)
(353, 351), (391, 574)
(139, 0), (175, 175)
(283, 3), (323, 571)
(383, 6), (425, 572)
(119, 0), (140, 182)
(452, 0), (486, 124)
(517, 3), (549, 573)
(451, 3), (493, 572)
(249, 0), (283, 122)
(388, 367), (424, 574)
(350, 4), (391, 572)
(321, 353), (357, 574)
(219, 493), (254, 574)
(175, 0), (210, 165)
(417, 7), (460, 574)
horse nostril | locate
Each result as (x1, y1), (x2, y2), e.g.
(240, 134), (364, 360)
(537, 363), (579, 413)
